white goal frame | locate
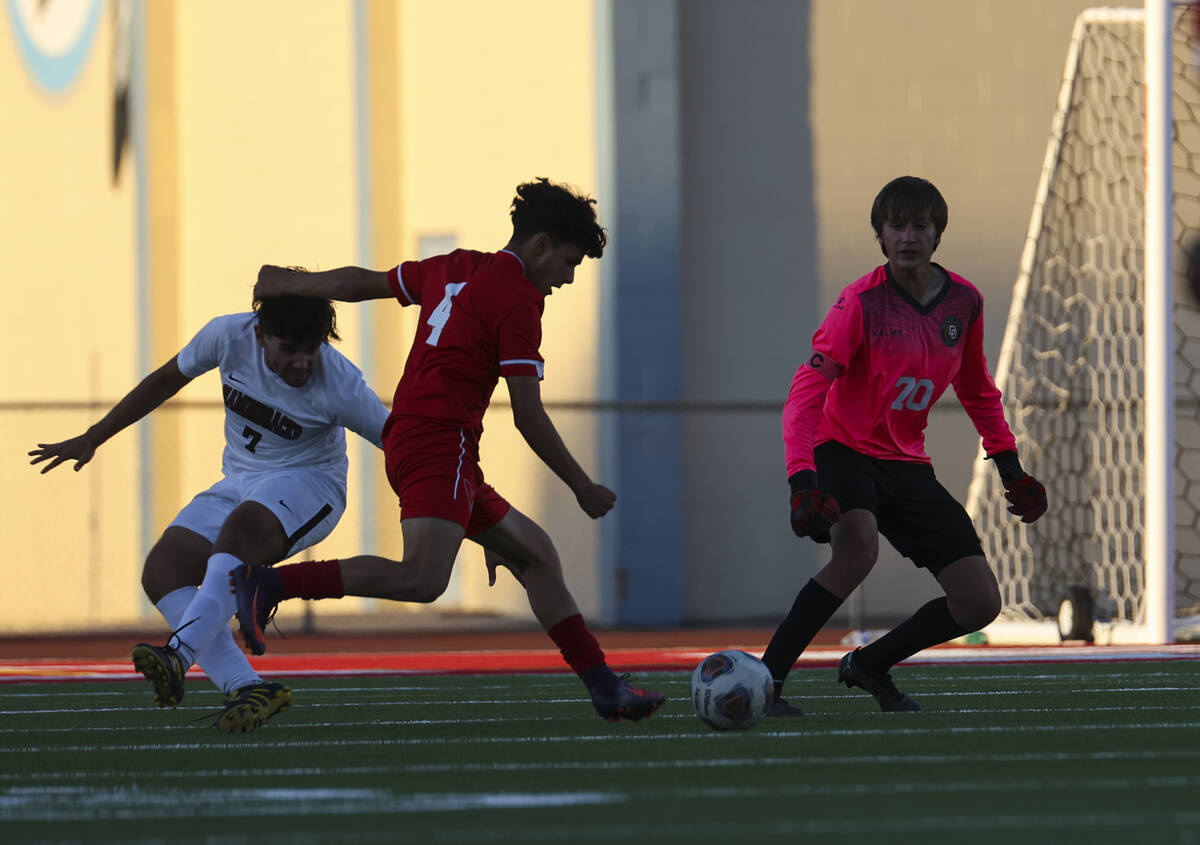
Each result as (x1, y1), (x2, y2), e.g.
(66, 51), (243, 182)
(966, 3), (1185, 645)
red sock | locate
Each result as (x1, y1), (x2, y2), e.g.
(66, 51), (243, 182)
(279, 559), (344, 600)
(547, 613), (608, 676)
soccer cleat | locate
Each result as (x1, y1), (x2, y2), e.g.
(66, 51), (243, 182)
(231, 563), (281, 655)
(765, 694), (805, 717)
(131, 643), (187, 709)
(217, 681), (293, 733)
(837, 648), (921, 712)
(589, 675), (666, 723)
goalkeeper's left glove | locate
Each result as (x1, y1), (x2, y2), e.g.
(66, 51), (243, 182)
(788, 470), (841, 543)
(989, 450), (1047, 524)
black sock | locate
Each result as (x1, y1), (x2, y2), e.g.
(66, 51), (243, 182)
(855, 596), (967, 675)
(761, 579), (843, 686)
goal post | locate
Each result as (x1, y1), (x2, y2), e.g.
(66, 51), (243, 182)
(967, 3), (1200, 645)
(1145, 0), (1175, 645)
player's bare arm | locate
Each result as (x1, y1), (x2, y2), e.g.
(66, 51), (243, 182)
(506, 375), (616, 519)
(255, 265), (392, 302)
(29, 356), (193, 474)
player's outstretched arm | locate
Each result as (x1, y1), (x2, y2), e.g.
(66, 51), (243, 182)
(506, 375), (615, 519)
(255, 265), (392, 302)
(29, 357), (192, 474)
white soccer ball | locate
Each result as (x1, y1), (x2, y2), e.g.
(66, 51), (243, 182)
(690, 649), (774, 731)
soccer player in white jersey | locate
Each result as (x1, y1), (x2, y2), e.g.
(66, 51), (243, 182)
(30, 294), (388, 731)
(763, 176), (1048, 715)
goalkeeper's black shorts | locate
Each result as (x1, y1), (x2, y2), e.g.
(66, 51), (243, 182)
(815, 439), (983, 575)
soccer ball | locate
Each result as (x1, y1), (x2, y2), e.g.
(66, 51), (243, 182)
(690, 649), (774, 731)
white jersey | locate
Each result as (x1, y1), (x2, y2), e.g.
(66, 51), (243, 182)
(177, 313), (388, 481)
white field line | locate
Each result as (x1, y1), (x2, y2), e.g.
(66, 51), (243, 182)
(397, 811), (1200, 842)
(3, 702), (1200, 736)
(0, 680), (580, 698)
(0, 683), (1194, 717)
(3, 720), (1200, 754)
(2, 667), (1194, 693)
(0, 667), (1193, 698)
(0, 786), (621, 821)
(4, 749), (1200, 783)
(3, 779), (1200, 824)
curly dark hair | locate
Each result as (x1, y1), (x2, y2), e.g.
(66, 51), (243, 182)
(510, 177), (607, 259)
(253, 282), (339, 349)
(870, 176), (948, 257)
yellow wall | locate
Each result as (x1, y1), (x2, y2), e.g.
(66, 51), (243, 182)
(165, 1), (368, 628)
(362, 0), (604, 619)
(1, 0), (602, 633)
(1, 1), (142, 630)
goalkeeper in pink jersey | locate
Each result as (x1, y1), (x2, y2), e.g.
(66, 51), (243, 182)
(763, 176), (1047, 714)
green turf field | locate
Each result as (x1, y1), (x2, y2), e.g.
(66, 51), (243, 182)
(1, 660), (1198, 844)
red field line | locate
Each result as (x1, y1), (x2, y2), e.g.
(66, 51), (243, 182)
(1, 642), (1197, 684)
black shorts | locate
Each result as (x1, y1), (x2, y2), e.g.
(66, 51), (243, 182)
(814, 439), (983, 575)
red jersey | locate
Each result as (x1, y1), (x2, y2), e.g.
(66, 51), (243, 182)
(783, 264), (1016, 476)
(385, 249), (544, 447)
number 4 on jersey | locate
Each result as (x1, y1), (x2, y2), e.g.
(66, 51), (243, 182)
(426, 282), (467, 346)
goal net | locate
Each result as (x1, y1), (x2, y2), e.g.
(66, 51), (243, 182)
(966, 5), (1200, 644)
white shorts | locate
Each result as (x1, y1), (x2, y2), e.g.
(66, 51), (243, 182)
(169, 468), (346, 557)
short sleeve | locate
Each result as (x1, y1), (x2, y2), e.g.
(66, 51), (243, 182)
(392, 252), (460, 307)
(497, 300), (544, 379)
(177, 314), (242, 378)
(322, 347), (389, 448)
(389, 264), (417, 305)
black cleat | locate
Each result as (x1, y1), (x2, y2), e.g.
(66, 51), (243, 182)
(766, 694), (805, 717)
(837, 648), (921, 712)
(217, 681), (293, 733)
(589, 675), (666, 722)
(132, 643), (187, 709)
(231, 563), (282, 656)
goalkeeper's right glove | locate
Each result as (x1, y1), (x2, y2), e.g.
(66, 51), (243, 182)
(788, 470), (842, 544)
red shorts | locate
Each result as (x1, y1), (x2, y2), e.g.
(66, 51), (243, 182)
(383, 415), (511, 537)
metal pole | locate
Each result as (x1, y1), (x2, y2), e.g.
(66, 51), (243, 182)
(1144, 0), (1175, 643)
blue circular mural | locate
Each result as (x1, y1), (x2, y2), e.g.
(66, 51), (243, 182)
(6, 0), (102, 93)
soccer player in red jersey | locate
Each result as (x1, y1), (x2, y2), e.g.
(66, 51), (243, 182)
(244, 178), (665, 722)
(764, 176), (1047, 714)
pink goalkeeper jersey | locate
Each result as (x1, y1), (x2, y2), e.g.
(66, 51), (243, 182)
(783, 264), (1016, 476)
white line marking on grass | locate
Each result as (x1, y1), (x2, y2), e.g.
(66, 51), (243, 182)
(892, 669), (1197, 682)
(10, 704), (1200, 738)
(417, 812), (1200, 843)
(3, 682), (1190, 717)
(908, 685), (1199, 696)
(3, 720), (1199, 754)
(0, 690), (145, 699)
(0, 786), (624, 822)
(0, 712), (619, 734)
(4, 784), (1198, 833)
(6, 749), (1199, 784)
(0, 680), (582, 700)
(311, 748), (1200, 772)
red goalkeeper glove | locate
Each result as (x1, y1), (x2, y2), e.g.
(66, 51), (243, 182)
(989, 451), (1047, 524)
(788, 470), (841, 543)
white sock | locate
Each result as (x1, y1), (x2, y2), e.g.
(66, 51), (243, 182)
(168, 553), (243, 670)
(156, 586), (261, 695)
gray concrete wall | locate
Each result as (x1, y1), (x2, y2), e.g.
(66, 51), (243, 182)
(677, 0), (1097, 626)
